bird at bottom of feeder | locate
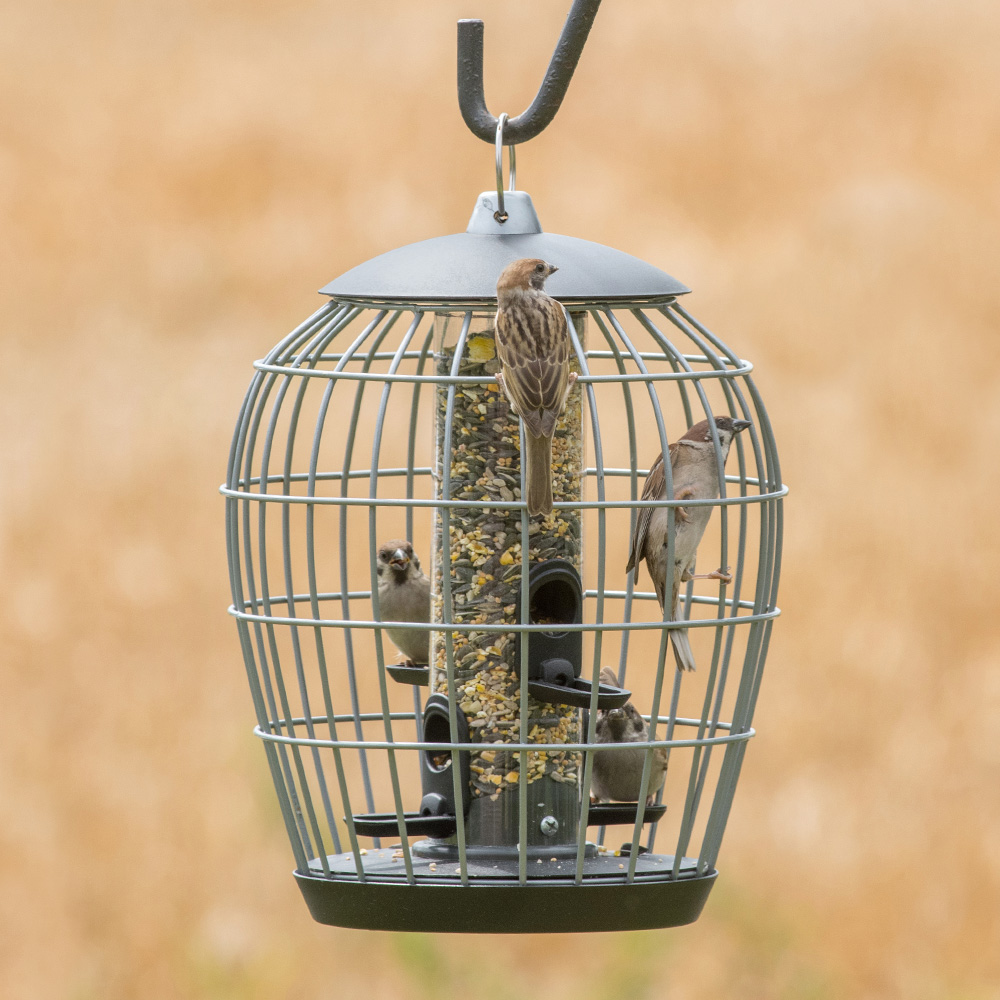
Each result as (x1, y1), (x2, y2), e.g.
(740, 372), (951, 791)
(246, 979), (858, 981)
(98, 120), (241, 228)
(591, 668), (668, 806)
(626, 415), (752, 672)
(494, 257), (577, 518)
(375, 539), (431, 666)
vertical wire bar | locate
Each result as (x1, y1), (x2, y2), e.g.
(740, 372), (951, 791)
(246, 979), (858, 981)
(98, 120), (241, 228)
(302, 319), (403, 875)
(596, 309), (676, 881)
(228, 377), (286, 760)
(517, 427), (530, 885)
(412, 686), (424, 744)
(242, 512), (314, 857)
(698, 740), (750, 874)
(367, 310), (428, 883)
(258, 369), (332, 874)
(566, 313), (606, 882)
(406, 322), (435, 743)
(237, 310), (354, 868)
(697, 382), (784, 874)
(264, 362), (337, 866)
(335, 310), (397, 834)
(595, 312), (648, 850)
(405, 325), (435, 543)
(260, 735), (310, 872)
(596, 322), (639, 687)
(439, 312), (474, 886)
(585, 314), (638, 852)
(252, 454), (324, 865)
(717, 369), (784, 730)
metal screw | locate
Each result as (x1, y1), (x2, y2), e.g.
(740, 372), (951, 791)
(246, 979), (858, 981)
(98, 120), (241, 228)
(540, 815), (559, 837)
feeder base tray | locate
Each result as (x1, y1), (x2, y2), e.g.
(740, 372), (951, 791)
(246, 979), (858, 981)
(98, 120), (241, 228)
(294, 848), (716, 932)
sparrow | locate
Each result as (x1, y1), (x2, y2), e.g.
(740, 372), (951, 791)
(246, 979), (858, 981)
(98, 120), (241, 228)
(375, 539), (431, 665)
(626, 415), (752, 672)
(494, 258), (577, 517)
(591, 667), (668, 805)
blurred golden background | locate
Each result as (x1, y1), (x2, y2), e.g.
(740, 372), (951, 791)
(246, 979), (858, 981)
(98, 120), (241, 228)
(4, 0), (999, 996)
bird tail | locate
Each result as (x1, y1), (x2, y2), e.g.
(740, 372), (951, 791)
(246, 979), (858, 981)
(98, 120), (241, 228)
(669, 591), (696, 672)
(524, 432), (553, 516)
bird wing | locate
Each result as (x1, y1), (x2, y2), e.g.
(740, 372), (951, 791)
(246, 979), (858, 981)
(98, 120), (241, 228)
(495, 299), (571, 439)
(625, 443), (679, 574)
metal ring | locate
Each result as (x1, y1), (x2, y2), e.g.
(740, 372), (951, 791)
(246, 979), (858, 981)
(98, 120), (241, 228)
(494, 113), (510, 222)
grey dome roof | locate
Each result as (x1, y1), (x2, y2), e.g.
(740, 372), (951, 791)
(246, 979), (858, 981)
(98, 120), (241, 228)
(320, 191), (690, 304)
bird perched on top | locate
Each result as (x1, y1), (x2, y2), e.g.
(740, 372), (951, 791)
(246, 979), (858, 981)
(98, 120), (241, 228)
(591, 667), (668, 805)
(626, 415), (752, 672)
(375, 539), (431, 666)
(494, 258), (576, 517)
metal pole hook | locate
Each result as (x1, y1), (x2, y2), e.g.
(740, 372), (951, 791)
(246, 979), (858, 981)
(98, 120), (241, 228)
(457, 0), (602, 145)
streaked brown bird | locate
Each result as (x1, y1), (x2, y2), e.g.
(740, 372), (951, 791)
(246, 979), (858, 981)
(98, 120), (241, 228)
(591, 667), (669, 805)
(494, 258), (576, 516)
(626, 415), (752, 672)
(375, 539), (431, 666)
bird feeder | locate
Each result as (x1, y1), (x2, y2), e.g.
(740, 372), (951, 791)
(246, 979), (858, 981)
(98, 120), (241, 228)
(223, 0), (785, 933)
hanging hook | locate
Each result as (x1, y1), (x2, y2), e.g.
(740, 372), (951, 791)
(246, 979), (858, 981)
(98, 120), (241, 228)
(494, 114), (517, 223)
(457, 0), (603, 145)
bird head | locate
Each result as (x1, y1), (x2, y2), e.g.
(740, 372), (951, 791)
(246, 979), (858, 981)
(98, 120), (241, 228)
(497, 258), (558, 295)
(377, 539), (417, 577)
(680, 415), (752, 454)
(600, 707), (628, 740)
(599, 702), (646, 741)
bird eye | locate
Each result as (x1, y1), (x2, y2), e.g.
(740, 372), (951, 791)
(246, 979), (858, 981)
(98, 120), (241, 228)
(535, 263), (545, 272)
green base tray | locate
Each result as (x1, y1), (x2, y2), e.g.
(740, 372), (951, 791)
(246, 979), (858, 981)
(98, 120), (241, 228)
(294, 848), (716, 933)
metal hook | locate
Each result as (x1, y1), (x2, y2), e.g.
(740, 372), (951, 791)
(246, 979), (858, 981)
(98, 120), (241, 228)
(494, 114), (517, 223)
(457, 0), (602, 145)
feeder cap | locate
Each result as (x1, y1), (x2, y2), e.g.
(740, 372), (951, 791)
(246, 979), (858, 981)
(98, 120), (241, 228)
(320, 190), (690, 304)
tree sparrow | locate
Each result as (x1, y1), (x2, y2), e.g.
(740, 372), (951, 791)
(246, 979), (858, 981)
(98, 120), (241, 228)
(591, 667), (668, 805)
(494, 258), (577, 516)
(626, 415), (752, 672)
(375, 539), (431, 665)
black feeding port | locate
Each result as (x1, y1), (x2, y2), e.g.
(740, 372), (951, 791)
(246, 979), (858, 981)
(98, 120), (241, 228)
(517, 560), (630, 710)
(347, 694), (469, 839)
(419, 694), (471, 824)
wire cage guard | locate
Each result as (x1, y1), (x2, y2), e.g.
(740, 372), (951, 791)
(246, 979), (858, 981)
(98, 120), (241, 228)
(223, 189), (784, 933)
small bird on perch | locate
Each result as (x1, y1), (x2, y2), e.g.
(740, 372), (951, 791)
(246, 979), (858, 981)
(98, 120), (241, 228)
(494, 258), (576, 517)
(626, 415), (752, 672)
(591, 667), (668, 805)
(375, 539), (431, 666)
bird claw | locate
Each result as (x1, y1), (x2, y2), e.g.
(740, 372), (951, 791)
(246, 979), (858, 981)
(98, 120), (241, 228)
(673, 486), (695, 522)
(690, 566), (733, 584)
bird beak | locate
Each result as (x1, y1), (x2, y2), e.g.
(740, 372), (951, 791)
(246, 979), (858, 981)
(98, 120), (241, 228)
(733, 419), (752, 433)
(547, 264), (559, 276)
(389, 548), (410, 569)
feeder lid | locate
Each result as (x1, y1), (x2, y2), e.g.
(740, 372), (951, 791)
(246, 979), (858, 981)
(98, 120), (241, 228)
(320, 190), (690, 304)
